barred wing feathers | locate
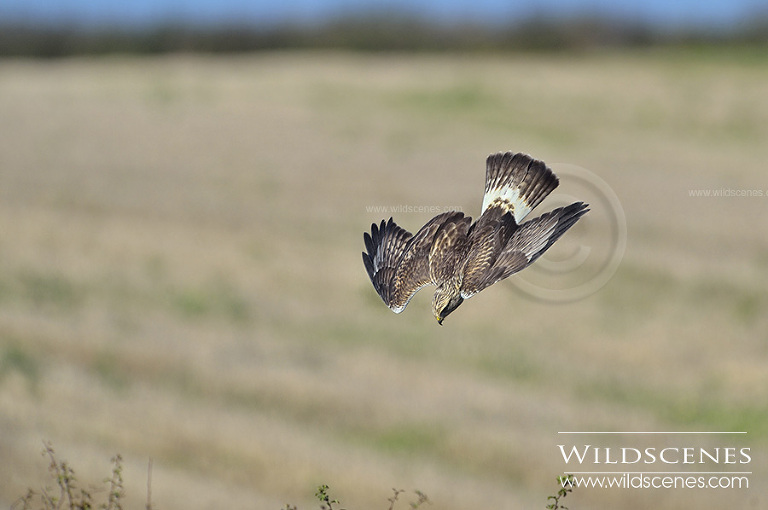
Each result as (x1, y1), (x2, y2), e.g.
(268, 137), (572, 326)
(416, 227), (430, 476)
(363, 218), (413, 310)
(460, 202), (589, 298)
(427, 213), (472, 283)
(459, 208), (517, 298)
(508, 202), (589, 265)
(363, 212), (469, 313)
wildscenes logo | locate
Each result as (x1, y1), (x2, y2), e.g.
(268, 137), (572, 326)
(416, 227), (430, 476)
(558, 444), (752, 465)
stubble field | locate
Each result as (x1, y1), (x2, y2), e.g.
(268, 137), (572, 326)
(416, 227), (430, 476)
(1, 50), (767, 509)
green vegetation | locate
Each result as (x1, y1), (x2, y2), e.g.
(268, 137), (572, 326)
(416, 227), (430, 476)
(0, 344), (40, 392)
(14, 444), (127, 510)
(547, 475), (575, 510)
(14, 270), (86, 311)
(17, 445), (577, 509)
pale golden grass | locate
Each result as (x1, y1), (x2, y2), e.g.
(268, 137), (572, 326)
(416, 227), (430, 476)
(1, 51), (767, 509)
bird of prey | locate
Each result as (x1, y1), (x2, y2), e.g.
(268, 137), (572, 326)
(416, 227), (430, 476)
(362, 151), (588, 325)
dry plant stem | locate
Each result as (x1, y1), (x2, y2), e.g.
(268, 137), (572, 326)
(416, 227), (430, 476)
(387, 489), (405, 510)
(146, 458), (154, 510)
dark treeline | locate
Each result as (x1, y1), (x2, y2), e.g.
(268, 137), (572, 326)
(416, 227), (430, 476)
(1, 12), (767, 57)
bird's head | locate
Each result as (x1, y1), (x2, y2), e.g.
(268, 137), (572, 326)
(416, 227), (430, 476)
(432, 286), (464, 325)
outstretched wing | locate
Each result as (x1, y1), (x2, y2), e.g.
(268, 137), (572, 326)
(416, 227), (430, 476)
(363, 218), (414, 311)
(461, 202), (588, 298)
(363, 212), (469, 313)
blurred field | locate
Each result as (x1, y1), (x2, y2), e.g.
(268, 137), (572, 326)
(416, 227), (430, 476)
(1, 51), (767, 509)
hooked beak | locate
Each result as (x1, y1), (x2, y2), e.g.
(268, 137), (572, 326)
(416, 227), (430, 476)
(436, 316), (444, 326)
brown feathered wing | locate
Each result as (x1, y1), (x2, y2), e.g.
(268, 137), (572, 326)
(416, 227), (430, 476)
(460, 202), (588, 298)
(363, 211), (470, 313)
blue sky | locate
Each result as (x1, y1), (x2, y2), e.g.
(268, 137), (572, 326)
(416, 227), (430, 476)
(1, 0), (765, 28)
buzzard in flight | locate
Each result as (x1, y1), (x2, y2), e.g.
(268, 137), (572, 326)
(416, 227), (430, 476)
(362, 151), (588, 324)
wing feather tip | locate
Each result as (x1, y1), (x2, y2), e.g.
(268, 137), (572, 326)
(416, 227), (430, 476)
(363, 232), (374, 255)
(362, 251), (374, 275)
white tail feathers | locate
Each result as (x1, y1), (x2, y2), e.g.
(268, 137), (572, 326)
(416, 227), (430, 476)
(481, 152), (559, 223)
